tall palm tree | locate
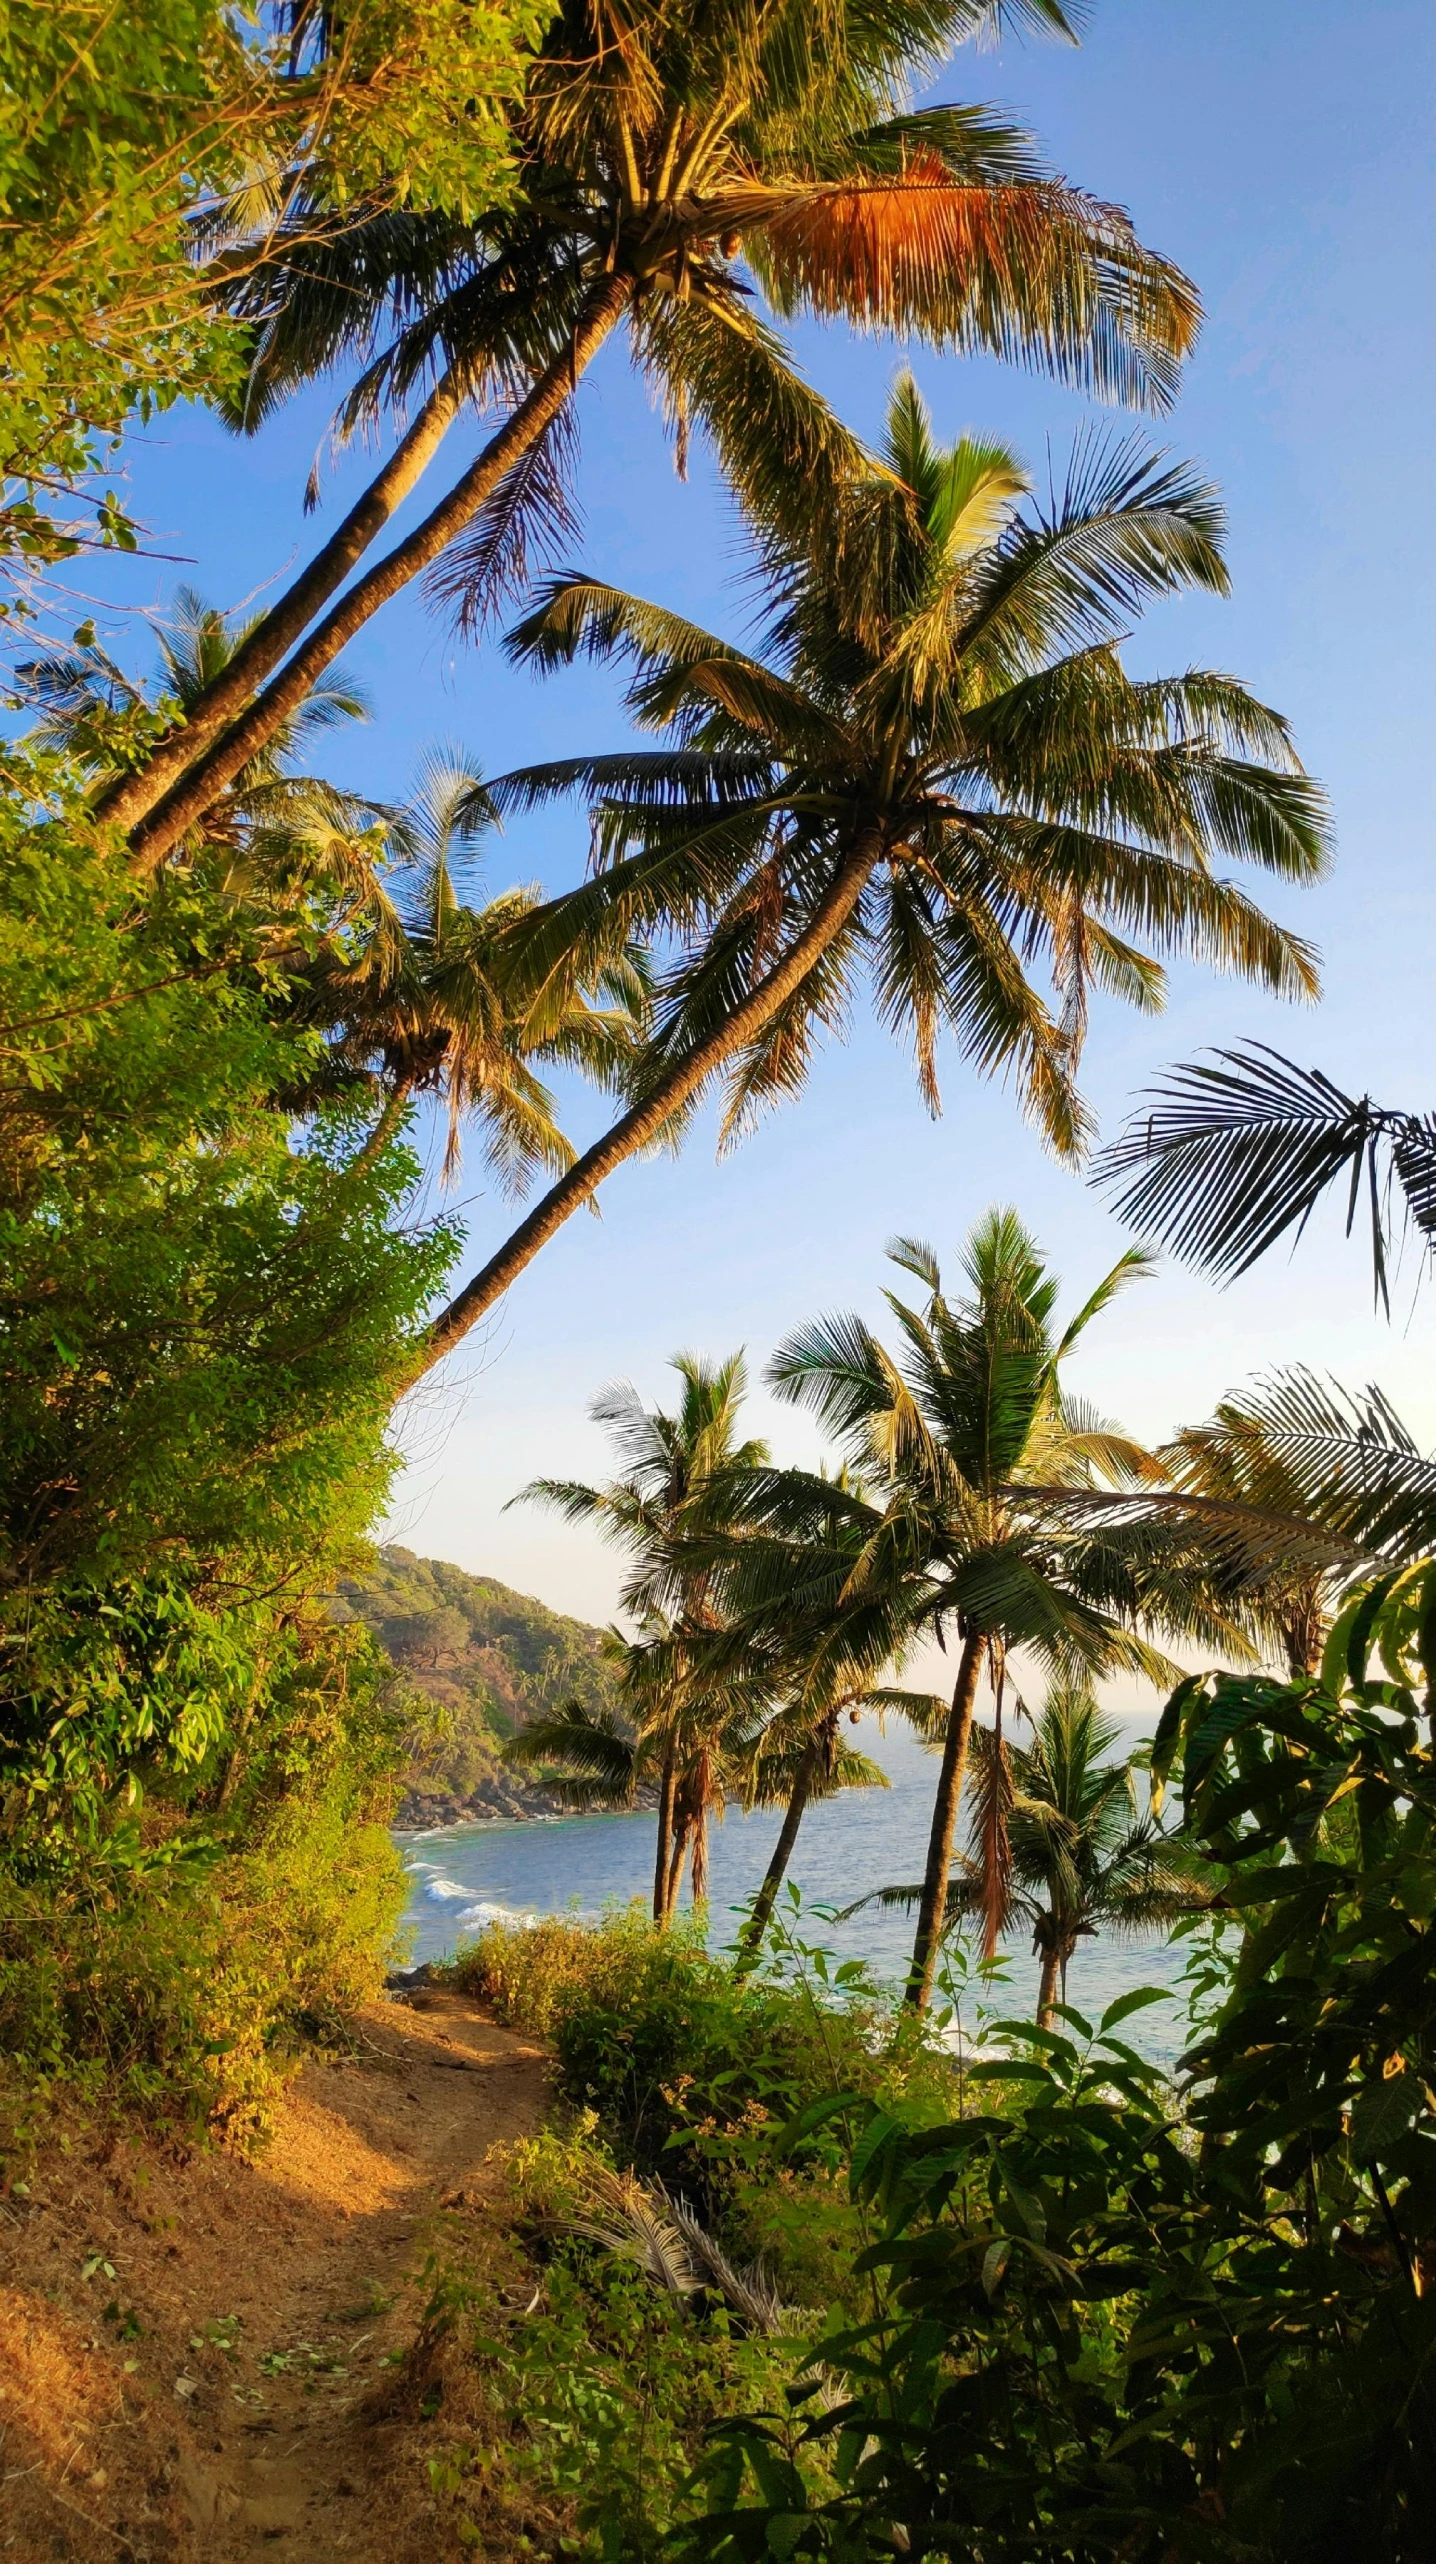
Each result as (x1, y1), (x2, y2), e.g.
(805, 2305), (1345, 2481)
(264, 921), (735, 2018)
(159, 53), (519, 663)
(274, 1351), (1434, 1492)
(673, 1458), (934, 1962)
(766, 1212), (1256, 2008)
(517, 1350), (770, 1914)
(1096, 1043), (1436, 1314)
(848, 1684), (1200, 2026)
(103, 0), (1200, 865)
(415, 379), (1327, 1375)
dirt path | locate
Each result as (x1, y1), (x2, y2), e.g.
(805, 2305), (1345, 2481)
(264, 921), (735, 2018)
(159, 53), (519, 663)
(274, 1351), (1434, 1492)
(0, 1986), (549, 2561)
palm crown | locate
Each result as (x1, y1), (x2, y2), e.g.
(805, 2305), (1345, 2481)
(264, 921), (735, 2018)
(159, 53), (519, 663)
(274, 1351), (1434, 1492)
(111, 0), (1201, 863)
(299, 747), (648, 1192)
(418, 376), (1329, 1368)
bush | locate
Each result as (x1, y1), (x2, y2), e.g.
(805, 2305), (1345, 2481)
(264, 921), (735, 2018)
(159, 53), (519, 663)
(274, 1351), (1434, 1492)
(420, 2120), (833, 2560)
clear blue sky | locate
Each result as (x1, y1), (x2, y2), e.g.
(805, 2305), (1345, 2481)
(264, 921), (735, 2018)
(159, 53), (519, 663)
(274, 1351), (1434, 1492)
(91, 0), (1434, 1637)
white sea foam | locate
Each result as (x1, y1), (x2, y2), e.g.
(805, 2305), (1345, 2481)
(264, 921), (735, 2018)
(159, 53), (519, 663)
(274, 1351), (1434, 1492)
(423, 1876), (473, 1903)
(455, 1899), (537, 1930)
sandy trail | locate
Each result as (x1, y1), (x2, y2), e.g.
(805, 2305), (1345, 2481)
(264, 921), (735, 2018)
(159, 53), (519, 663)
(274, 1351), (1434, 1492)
(0, 1986), (548, 2561)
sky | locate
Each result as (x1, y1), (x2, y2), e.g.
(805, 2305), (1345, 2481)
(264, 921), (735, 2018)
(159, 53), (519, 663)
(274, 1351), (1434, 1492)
(85, 0), (1434, 1651)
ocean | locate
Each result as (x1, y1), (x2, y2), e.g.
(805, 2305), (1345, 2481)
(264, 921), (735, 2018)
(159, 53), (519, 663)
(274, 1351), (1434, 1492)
(394, 1715), (1194, 2063)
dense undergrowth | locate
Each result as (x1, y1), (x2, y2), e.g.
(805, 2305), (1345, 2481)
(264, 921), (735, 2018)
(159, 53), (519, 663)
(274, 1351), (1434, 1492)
(414, 1565), (1436, 2564)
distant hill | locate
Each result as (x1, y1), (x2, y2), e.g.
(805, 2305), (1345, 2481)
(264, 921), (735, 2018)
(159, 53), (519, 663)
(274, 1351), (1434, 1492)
(335, 1546), (620, 1827)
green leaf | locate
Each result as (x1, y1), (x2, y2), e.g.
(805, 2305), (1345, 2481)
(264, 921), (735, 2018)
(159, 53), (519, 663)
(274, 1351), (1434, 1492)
(1098, 1985), (1171, 2035)
(1349, 2072), (1422, 2164)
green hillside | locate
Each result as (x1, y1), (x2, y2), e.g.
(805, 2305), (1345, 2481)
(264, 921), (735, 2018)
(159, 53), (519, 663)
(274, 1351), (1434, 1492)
(335, 1546), (619, 1827)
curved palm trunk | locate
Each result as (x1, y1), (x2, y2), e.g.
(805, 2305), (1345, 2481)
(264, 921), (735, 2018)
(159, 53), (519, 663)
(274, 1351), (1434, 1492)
(652, 1742), (677, 1925)
(94, 374), (466, 837)
(735, 1740), (819, 1972)
(904, 1627), (986, 2013)
(418, 830), (885, 1371)
(124, 276), (633, 870)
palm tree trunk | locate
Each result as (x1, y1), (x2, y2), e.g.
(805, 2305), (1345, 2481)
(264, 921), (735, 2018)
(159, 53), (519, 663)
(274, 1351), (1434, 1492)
(904, 1627), (986, 2013)
(93, 373), (466, 837)
(652, 1742), (677, 1925)
(735, 1741), (818, 1971)
(1035, 1944), (1062, 2032)
(690, 1804), (710, 1908)
(123, 275), (633, 869)
(417, 829), (886, 1371)
(664, 1819), (689, 1921)
(348, 1080), (413, 1178)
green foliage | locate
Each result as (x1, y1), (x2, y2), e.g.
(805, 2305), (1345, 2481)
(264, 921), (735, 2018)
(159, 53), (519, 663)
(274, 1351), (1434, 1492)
(679, 1563), (1436, 2562)
(424, 2122), (823, 2560)
(0, 1617), (409, 2133)
(0, 2), (547, 592)
(0, 735), (455, 2111)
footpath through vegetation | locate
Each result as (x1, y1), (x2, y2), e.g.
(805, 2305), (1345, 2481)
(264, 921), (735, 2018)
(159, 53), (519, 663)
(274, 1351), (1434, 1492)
(0, 1981), (549, 2560)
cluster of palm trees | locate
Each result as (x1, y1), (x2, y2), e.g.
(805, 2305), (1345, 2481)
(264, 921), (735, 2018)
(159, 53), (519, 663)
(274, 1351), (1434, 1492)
(500, 1207), (1434, 2018)
(50, 0), (1365, 1392)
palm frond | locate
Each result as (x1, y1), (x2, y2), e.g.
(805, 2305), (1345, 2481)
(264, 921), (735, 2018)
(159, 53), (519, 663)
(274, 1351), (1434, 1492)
(1095, 1045), (1436, 1308)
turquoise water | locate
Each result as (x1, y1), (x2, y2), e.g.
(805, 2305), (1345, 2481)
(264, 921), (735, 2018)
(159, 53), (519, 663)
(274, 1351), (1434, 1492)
(395, 1718), (1192, 2061)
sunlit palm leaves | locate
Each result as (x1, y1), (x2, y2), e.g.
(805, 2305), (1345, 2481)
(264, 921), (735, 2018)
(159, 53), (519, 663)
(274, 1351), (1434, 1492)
(485, 378), (1326, 1177)
(303, 746), (648, 1192)
(1096, 1043), (1436, 1311)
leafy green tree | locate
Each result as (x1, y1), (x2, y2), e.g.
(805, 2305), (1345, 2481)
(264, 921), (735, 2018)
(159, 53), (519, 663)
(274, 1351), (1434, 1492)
(765, 1212), (1251, 2008)
(0, 1), (544, 604)
(103, 0), (1201, 863)
(419, 377), (1326, 1368)
(0, 738), (457, 1875)
(1097, 1042), (1436, 1311)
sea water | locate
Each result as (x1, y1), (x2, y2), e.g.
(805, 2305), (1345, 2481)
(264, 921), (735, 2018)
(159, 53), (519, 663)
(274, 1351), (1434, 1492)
(395, 1717), (1193, 2063)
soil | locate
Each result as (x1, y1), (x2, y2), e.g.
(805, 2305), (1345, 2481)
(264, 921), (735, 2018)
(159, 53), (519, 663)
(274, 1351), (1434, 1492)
(0, 1987), (549, 2561)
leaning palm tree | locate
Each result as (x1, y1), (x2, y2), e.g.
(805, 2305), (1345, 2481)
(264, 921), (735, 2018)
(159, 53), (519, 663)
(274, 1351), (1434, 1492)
(105, 0), (1200, 865)
(416, 378), (1327, 1374)
(517, 1351), (771, 1915)
(1096, 1044), (1436, 1313)
(848, 1684), (1201, 2027)
(766, 1212), (1260, 2008)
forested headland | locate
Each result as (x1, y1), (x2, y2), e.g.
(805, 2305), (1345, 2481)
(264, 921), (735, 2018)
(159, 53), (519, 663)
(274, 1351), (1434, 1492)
(0, 5), (1432, 2559)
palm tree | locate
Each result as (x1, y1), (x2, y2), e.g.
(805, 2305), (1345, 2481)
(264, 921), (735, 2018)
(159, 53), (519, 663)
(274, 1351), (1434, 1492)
(517, 1351), (771, 1915)
(19, 615), (645, 1199)
(293, 745), (649, 1191)
(672, 1458), (933, 1962)
(766, 1212), (1255, 2008)
(1096, 1043), (1436, 1313)
(103, 0), (1200, 865)
(415, 378), (1327, 1375)
(15, 585), (382, 873)
(1165, 1371), (1436, 1669)
(848, 1684), (1200, 2027)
